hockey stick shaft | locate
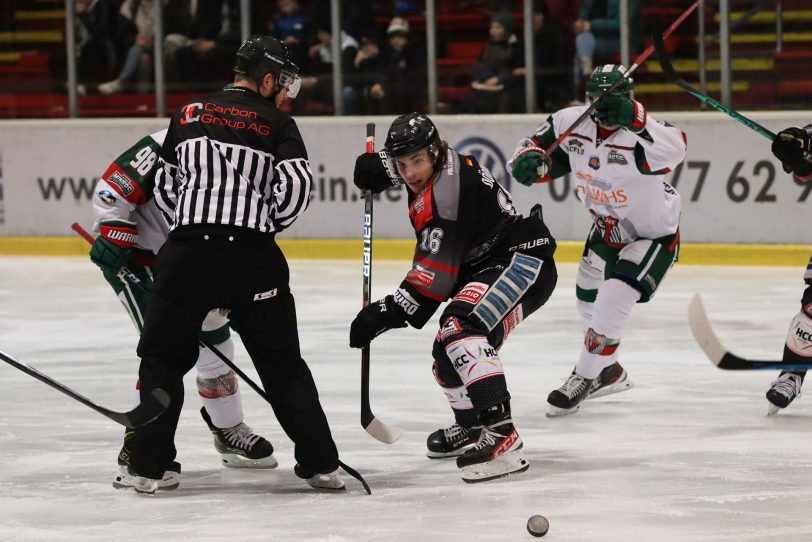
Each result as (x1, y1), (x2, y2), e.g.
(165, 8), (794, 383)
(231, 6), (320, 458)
(0, 349), (169, 427)
(359, 123), (404, 445)
(653, 32), (775, 140)
(72, 223), (372, 491)
(541, 0), (703, 159)
(361, 124), (374, 425)
(687, 294), (810, 370)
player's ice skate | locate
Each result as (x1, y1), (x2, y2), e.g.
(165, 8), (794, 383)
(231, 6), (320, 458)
(547, 371), (593, 417)
(456, 415), (528, 483)
(426, 423), (482, 458)
(766, 372), (803, 416)
(113, 461), (181, 493)
(588, 362), (634, 399)
(547, 363), (633, 417)
(200, 407), (278, 468)
(294, 464), (346, 490)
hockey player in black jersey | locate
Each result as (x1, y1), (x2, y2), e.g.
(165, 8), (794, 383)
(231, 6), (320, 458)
(350, 113), (558, 483)
(765, 125), (812, 415)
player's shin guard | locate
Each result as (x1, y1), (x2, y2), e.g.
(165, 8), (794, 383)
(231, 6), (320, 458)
(427, 360), (482, 458)
(195, 337), (244, 428)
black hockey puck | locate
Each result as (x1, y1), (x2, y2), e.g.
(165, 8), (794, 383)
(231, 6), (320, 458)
(527, 515), (549, 537)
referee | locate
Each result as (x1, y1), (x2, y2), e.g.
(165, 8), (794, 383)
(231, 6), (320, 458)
(127, 35), (342, 493)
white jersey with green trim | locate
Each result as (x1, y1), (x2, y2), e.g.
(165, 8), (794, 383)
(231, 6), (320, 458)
(512, 105), (687, 245)
(92, 129), (169, 254)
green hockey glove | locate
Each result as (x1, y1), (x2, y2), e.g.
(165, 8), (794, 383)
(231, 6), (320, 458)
(511, 146), (551, 186)
(90, 219), (137, 271)
(594, 95), (647, 132)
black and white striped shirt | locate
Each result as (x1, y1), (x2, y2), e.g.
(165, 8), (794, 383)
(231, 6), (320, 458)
(154, 86), (312, 233)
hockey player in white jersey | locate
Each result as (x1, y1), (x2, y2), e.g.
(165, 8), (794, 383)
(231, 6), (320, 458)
(764, 124), (812, 415)
(508, 64), (687, 417)
(90, 129), (277, 490)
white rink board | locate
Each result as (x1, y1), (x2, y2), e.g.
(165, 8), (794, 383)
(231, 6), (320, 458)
(0, 112), (810, 242)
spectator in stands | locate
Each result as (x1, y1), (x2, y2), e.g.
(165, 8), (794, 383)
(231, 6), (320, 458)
(573, 0), (641, 84)
(463, 10), (522, 114)
(344, 16), (427, 115)
(162, 0), (225, 82)
(298, 14), (360, 113)
(512, 0), (569, 112)
(99, 0), (156, 95)
(49, 0), (117, 93)
(270, 0), (310, 70)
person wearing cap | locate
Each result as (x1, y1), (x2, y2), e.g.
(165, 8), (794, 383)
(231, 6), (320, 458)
(465, 9), (523, 113)
(123, 35), (344, 494)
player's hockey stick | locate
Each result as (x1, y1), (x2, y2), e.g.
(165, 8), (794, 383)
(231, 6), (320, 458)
(688, 294), (812, 370)
(360, 123), (404, 445)
(72, 222), (372, 493)
(653, 32), (775, 140)
(538, 0), (704, 163)
(0, 349), (169, 426)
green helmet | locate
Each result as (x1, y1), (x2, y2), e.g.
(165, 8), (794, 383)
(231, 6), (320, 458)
(585, 64), (634, 104)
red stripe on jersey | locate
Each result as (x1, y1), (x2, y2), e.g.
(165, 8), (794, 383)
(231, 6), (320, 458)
(409, 180), (434, 232)
(407, 280), (446, 302)
(569, 132), (594, 142)
(414, 254), (460, 274)
(101, 163), (146, 204)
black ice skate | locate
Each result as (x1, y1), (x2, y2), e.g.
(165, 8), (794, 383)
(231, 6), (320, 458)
(113, 429), (182, 492)
(456, 405), (528, 483)
(766, 372), (804, 416)
(588, 362), (634, 399)
(113, 461), (182, 493)
(200, 407), (278, 468)
(426, 423), (482, 458)
(547, 371), (593, 417)
(294, 463), (345, 490)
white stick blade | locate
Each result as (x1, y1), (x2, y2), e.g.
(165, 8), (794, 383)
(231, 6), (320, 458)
(364, 417), (404, 444)
(687, 293), (727, 366)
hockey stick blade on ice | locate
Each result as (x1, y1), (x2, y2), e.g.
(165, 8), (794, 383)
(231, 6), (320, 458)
(653, 32), (775, 140)
(687, 294), (812, 370)
(360, 122), (404, 444)
(72, 223), (373, 492)
(0, 349), (169, 426)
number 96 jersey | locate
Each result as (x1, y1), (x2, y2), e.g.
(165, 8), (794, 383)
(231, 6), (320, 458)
(92, 129), (170, 254)
(511, 105), (687, 247)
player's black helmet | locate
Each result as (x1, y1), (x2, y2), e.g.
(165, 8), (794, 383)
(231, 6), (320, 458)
(234, 35), (301, 98)
(384, 113), (442, 166)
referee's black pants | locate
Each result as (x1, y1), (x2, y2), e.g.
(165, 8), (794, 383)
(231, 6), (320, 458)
(130, 226), (339, 479)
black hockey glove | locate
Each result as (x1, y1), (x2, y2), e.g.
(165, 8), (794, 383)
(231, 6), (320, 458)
(772, 127), (812, 177)
(353, 152), (399, 195)
(349, 295), (408, 348)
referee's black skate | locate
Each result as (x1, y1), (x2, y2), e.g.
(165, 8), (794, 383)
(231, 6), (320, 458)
(114, 431), (181, 492)
(426, 423), (482, 458)
(456, 403), (528, 483)
(200, 407), (278, 469)
(547, 371), (593, 417)
(294, 463), (345, 490)
(766, 372), (804, 416)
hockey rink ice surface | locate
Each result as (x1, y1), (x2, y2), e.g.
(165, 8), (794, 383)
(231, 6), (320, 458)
(1, 256), (811, 542)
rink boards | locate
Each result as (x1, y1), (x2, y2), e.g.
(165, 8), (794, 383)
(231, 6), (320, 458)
(0, 112), (810, 263)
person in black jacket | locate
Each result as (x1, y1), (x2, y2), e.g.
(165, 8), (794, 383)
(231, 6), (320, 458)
(125, 35), (342, 494)
(350, 113), (558, 483)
